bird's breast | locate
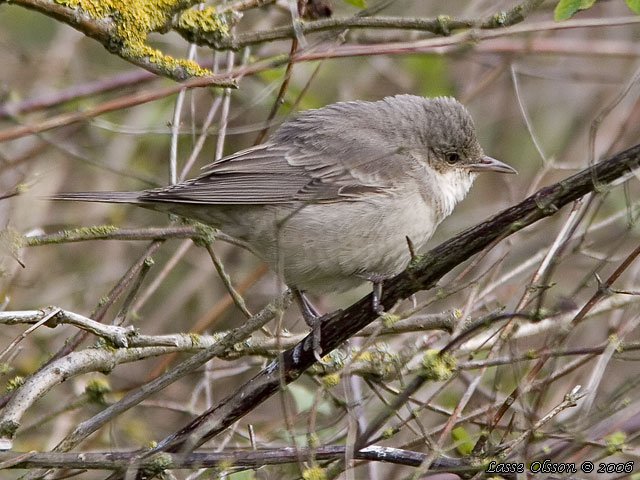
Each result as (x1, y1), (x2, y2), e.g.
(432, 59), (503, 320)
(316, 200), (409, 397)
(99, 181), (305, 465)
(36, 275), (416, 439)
(260, 188), (440, 293)
(417, 168), (476, 221)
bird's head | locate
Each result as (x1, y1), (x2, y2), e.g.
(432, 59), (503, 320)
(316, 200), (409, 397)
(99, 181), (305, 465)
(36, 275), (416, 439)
(409, 96), (517, 176)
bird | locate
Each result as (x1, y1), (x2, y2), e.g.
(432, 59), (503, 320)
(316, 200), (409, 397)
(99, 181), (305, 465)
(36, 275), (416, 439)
(52, 95), (516, 330)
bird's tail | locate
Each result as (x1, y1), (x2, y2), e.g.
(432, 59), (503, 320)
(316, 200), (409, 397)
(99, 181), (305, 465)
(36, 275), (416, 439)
(49, 191), (142, 204)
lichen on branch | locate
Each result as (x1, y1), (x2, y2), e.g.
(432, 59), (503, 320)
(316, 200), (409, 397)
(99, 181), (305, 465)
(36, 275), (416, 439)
(175, 5), (240, 47)
(47, 0), (239, 79)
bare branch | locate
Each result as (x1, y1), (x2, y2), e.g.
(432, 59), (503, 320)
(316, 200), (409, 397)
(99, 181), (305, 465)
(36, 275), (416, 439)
(0, 445), (468, 473)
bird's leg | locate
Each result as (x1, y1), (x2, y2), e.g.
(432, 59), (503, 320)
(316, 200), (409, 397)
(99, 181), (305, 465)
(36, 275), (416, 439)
(294, 289), (321, 322)
(358, 272), (387, 316)
(405, 235), (417, 262)
(371, 281), (385, 316)
(293, 289), (324, 363)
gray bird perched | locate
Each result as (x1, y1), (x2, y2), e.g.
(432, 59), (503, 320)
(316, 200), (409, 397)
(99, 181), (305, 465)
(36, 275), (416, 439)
(52, 95), (515, 329)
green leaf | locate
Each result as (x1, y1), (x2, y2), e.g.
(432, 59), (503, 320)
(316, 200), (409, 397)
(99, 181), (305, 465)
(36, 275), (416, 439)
(626, 0), (640, 14)
(451, 426), (474, 455)
(554, 0), (597, 21)
(342, 0), (366, 8)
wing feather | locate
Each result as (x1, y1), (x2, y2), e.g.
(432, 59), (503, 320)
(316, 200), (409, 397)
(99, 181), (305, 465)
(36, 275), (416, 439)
(140, 142), (393, 205)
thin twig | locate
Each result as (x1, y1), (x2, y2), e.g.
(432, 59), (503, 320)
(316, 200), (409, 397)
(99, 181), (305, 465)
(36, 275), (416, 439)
(204, 243), (252, 318)
(0, 308), (61, 362)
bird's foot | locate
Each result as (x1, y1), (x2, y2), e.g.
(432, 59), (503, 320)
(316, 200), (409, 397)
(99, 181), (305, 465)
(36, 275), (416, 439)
(306, 315), (327, 364)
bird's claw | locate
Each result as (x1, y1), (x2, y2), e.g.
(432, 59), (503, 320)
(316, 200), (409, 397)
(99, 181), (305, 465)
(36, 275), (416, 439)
(307, 315), (329, 365)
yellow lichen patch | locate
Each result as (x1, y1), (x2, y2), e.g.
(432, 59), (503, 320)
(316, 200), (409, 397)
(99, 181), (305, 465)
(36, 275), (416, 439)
(353, 344), (398, 379)
(6, 376), (24, 392)
(177, 6), (232, 35)
(85, 377), (111, 403)
(319, 372), (340, 388)
(302, 466), (327, 480)
(420, 349), (456, 381)
(126, 43), (210, 78)
(74, 224), (118, 237)
(53, 0), (231, 77)
(144, 452), (173, 475)
(380, 313), (399, 328)
(605, 431), (626, 454)
(380, 427), (394, 439)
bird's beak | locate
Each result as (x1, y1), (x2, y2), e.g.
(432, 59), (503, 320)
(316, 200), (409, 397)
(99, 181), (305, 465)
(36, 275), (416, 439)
(468, 156), (517, 174)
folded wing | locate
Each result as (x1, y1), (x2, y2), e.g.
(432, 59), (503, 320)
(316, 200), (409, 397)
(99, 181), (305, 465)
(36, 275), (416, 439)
(139, 142), (392, 205)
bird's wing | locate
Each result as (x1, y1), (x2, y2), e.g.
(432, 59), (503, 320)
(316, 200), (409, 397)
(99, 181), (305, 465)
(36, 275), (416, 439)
(139, 142), (394, 205)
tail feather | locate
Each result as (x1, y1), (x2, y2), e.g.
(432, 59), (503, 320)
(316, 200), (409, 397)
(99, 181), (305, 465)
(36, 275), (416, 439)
(49, 191), (142, 204)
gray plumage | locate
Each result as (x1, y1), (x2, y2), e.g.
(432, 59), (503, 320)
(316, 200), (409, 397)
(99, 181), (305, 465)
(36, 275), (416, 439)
(53, 95), (516, 294)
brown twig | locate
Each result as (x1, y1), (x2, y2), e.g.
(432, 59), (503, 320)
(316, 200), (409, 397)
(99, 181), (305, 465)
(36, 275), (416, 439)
(0, 74), (235, 143)
(0, 69), (156, 118)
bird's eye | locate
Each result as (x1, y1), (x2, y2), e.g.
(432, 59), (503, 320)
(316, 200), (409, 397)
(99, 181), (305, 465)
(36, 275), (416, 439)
(445, 152), (459, 165)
